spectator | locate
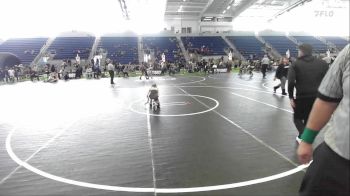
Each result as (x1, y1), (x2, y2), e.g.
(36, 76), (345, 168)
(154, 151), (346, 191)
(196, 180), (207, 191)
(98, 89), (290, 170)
(117, 63), (123, 76)
(297, 44), (349, 196)
(86, 66), (93, 79)
(93, 65), (101, 79)
(123, 63), (131, 78)
(14, 66), (20, 82)
(3, 67), (9, 83)
(46, 72), (58, 83)
(107, 62), (115, 85)
(8, 67), (15, 83)
(91, 58), (95, 67)
(261, 54), (270, 79)
(139, 63), (149, 80)
(0, 68), (5, 83)
(288, 44), (329, 143)
(273, 57), (289, 95)
(29, 67), (40, 81)
(50, 64), (56, 73)
(75, 64), (83, 79)
(75, 54), (80, 65)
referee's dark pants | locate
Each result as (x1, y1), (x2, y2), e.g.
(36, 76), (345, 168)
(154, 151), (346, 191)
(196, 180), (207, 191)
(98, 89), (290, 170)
(300, 142), (349, 196)
(109, 70), (114, 84)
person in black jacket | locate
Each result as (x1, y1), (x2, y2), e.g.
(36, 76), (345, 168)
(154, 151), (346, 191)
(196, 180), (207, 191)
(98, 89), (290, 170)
(288, 44), (329, 143)
(273, 57), (289, 95)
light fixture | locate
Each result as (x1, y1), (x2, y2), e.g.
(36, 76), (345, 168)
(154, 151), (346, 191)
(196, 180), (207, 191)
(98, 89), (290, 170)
(178, 5), (183, 12)
(227, 5), (231, 10)
(222, 10), (226, 14)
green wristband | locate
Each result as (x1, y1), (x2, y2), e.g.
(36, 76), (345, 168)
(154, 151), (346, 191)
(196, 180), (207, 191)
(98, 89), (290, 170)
(301, 128), (319, 144)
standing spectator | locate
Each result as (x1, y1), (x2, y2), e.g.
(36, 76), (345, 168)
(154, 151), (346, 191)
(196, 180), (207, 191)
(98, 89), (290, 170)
(50, 64), (56, 73)
(90, 58), (95, 67)
(168, 64), (176, 76)
(288, 44), (328, 143)
(8, 67), (15, 83)
(44, 64), (50, 79)
(29, 67), (40, 81)
(107, 62), (115, 84)
(14, 66), (20, 82)
(297, 44), (349, 196)
(85, 66), (93, 79)
(123, 63), (130, 78)
(75, 64), (83, 79)
(139, 63), (149, 80)
(95, 58), (100, 67)
(93, 64), (101, 79)
(273, 57), (289, 95)
(117, 63), (123, 76)
(4, 67), (9, 83)
(75, 54), (80, 65)
(261, 54), (270, 79)
(0, 68), (5, 83)
(62, 66), (69, 81)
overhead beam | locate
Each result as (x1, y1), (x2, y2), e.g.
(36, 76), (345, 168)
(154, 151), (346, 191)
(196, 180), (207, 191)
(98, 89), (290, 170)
(198, 0), (215, 19)
(165, 10), (202, 13)
(167, 2), (208, 7)
(167, 5), (208, 9)
(268, 0), (313, 22)
(229, 0), (260, 19)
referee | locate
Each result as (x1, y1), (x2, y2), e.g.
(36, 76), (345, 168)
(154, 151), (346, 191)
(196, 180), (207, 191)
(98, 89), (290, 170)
(297, 44), (349, 196)
(107, 62), (115, 85)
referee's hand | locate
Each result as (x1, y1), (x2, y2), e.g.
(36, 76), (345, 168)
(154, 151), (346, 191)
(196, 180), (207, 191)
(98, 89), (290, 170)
(297, 142), (313, 164)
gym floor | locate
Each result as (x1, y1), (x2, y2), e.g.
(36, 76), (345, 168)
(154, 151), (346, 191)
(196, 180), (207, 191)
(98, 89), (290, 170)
(0, 72), (321, 196)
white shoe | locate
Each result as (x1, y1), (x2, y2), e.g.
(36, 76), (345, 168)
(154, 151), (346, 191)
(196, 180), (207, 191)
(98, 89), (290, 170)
(296, 136), (302, 144)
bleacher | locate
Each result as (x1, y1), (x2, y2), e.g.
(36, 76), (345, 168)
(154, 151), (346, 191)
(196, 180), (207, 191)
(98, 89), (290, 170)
(322, 36), (348, 51)
(48, 37), (95, 60)
(262, 36), (298, 57)
(98, 37), (138, 64)
(226, 36), (264, 59)
(0, 38), (48, 65)
(142, 37), (184, 63)
(292, 36), (328, 54)
(181, 36), (228, 56)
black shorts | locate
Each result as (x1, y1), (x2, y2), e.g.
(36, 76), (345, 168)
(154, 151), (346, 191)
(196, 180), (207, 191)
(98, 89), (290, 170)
(294, 97), (316, 120)
(300, 142), (350, 196)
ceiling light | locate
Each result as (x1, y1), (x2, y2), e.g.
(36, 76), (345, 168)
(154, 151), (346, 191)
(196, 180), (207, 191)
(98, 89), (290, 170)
(227, 6), (231, 10)
(178, 5), (183, 12)
(222, 10), (226, 14)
